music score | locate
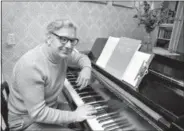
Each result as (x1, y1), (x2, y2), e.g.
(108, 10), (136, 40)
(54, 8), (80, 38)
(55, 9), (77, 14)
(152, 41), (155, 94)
(96, 36), (153, 90)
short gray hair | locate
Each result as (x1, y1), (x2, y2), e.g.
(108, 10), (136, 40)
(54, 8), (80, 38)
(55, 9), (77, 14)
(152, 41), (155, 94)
(47, 19), (77, 33)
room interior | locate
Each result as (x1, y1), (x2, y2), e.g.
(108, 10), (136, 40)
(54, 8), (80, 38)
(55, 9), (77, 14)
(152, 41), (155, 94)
(1, 1), (184, 131)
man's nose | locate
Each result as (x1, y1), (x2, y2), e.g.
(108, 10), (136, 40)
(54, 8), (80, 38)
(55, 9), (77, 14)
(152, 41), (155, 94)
(65, 40), (72, 48)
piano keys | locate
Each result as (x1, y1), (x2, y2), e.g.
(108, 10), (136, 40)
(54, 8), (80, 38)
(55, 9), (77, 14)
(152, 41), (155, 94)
(65, 71), (135, 131)
(64, 70), (159, 131)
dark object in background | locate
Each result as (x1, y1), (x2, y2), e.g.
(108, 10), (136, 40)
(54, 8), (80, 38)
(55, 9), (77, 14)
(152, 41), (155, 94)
(1, 81), (10, 131)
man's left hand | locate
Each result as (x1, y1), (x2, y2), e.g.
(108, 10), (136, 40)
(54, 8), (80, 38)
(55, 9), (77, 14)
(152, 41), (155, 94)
(76, 67), (91, 90)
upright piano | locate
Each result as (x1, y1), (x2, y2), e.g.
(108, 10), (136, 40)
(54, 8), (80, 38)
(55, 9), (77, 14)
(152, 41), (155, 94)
(63, 38), (184, 131)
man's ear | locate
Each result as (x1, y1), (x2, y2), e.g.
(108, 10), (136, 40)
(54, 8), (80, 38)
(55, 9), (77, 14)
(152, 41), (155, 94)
(46, 34), (53, 46)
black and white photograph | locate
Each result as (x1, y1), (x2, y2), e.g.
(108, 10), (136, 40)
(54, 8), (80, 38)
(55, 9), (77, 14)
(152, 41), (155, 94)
(1, 0), (184, 131)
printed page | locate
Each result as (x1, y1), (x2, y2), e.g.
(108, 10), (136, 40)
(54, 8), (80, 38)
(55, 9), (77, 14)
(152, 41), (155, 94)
(104, 37), (141, 79)
(122, 51), (151, 87)
(96, 36), (120, 68)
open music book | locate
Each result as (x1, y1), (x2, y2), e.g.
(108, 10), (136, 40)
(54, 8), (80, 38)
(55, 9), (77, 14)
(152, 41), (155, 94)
(96, 36), (152, 89)
(122, 51), (152, 87)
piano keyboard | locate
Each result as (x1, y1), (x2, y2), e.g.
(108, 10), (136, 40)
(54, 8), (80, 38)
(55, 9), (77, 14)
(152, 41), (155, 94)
(64, 71), (135, 131)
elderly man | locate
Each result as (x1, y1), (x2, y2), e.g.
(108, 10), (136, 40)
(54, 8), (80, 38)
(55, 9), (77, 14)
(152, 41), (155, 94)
(8, 19), (96, 131)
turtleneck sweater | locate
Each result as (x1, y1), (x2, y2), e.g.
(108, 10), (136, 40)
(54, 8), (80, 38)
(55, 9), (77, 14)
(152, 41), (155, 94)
(8, 44), (91, 125)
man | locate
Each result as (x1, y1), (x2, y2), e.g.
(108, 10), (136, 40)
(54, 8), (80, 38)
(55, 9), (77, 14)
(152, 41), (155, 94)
(8, 19), (96, 131)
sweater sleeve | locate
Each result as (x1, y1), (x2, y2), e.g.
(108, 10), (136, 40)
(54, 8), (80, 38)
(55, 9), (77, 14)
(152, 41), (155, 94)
(68, 49), (91, 69)
(15, 61), (76, 125)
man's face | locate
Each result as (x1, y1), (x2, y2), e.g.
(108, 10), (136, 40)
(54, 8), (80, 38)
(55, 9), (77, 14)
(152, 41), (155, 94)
(50, 27), (78, 58)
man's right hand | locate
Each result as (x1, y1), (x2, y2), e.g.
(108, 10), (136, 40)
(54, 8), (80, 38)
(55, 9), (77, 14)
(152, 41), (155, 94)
(74, 104), (97, 122)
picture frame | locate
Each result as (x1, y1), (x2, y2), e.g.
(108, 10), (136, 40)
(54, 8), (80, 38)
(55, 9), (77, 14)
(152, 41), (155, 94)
(79, 1), (107, 5)
(112, 1), (135, 9)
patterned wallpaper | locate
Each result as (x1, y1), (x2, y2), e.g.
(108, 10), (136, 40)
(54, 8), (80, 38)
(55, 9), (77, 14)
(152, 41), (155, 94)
(2, 1), (146, 84)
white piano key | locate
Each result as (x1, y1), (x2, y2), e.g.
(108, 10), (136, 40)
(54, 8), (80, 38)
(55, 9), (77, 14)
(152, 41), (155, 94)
(78, 91), (90, 95)
(81, 94), (101, 99)
(87, 100), (106, 105)
(94, 105), (108, 110)
(100, 119), (118, 126)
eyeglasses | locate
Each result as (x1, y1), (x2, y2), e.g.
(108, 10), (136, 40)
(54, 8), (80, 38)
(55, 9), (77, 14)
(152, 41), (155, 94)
(50, 32), (79, 46)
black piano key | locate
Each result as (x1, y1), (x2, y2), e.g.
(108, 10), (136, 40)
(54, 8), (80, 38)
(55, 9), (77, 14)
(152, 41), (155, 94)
(79, 92), (98, 97)
(95, 110), (107, 117)
(93, 111), (107, 116)
(66, 75), (77, 81)
(69, 81), (77, 85)
(95, 112), (114, 119)
(90, 102), (108, 107)
(83, 96), (104, 103)
(75, 88), (94, 93)
(78, 91), (89, 94)
(95, 108), (111, 114)
(73, 85), (80, 89)
(66, 75), (75, 78)
(93, 108), (110, 116)
(67, 79), (77, 83)
(96, 112), (119, 120)
(97, 113), (120, 123)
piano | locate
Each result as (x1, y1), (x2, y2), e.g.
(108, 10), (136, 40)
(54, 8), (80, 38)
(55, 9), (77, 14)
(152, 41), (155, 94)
(63, 38), (184, 131)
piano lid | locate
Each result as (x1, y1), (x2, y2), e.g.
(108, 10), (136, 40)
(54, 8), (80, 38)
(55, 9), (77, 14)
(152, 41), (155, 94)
(149, 54), (184, 89)
(88, 38), (108, 62)
(139, 52), (184, 121)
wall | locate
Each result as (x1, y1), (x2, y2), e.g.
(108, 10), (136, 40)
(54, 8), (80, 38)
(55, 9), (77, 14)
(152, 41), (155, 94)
(2, 1), (146, 84)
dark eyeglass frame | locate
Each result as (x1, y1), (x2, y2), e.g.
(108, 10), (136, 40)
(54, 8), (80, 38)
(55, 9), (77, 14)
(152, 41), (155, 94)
(50, 32), (79, 46)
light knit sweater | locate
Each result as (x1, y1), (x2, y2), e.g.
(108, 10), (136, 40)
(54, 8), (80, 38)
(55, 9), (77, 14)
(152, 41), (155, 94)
(8, 44), (91, 125)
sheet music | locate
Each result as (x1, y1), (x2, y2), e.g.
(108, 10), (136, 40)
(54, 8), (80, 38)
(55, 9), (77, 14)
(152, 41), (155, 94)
(96, 36), (120, 68)
(122, 51), (151, 87)
(105, 37), (141, 79)
(95, 36), (152, 87)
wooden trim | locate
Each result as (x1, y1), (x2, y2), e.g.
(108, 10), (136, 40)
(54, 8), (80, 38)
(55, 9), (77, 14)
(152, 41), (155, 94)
(112, 1), (135, 9)
(79, 1), (107, 5)
(169, 1), (184, 52)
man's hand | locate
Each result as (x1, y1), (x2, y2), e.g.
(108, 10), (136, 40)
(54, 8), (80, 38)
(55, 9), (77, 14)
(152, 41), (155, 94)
(76, 67), (91, 90)
(74, 104), (96, 122)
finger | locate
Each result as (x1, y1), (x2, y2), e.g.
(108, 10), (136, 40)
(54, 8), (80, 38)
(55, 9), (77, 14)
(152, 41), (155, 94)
(77, 77), (82, 87)
(78, 78), (87, 90)
(86, 115), (96, 119)
(80, 79), (89, 90)
(79, 80), (86, 90)
(89, 109), (97, 114)
(76, 75), (81, 84)
(84, 79), (89, 87)
(86, 107), (95, 112)
(86, 104), (95, 109)
(87, 109), (97, 115)
(84, 105), (95, 111)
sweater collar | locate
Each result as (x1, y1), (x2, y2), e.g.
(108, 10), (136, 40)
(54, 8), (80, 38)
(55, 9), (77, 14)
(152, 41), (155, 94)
(41, 44), (63, 64)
